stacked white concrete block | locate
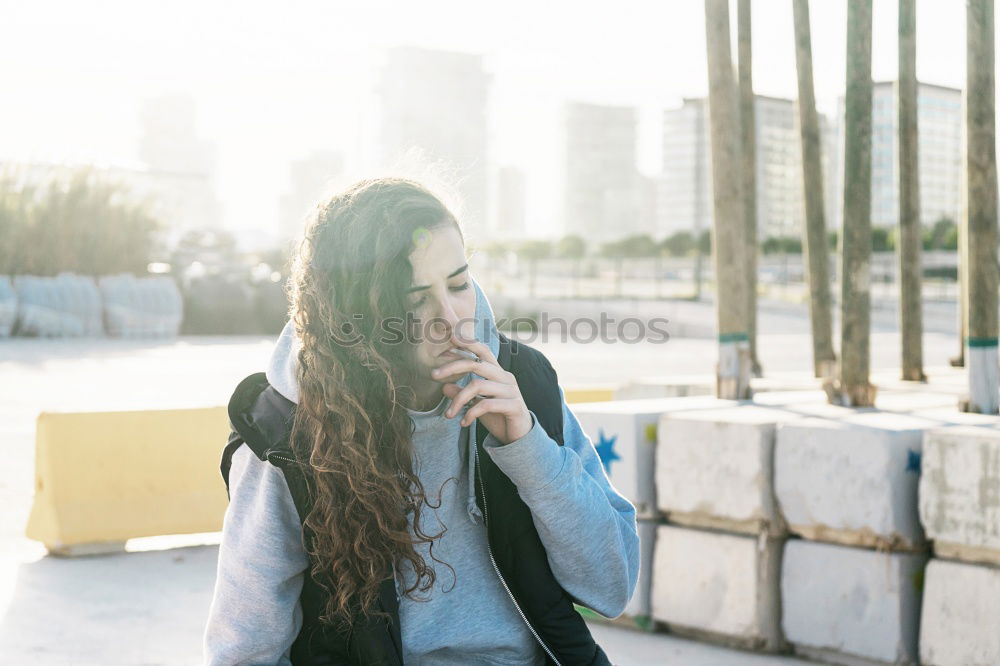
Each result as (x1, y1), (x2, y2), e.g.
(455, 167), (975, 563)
(622, 519), (657, 621)
(782, 540), (927, 665)
(569, 396), (736, 628)
(572, 396), (737, 518)
(651, 525), (783, 650)
(774, 411), (933, 665)
(656, 405), (803, 535)
(918, 425), (1000, 665)
(919, 559), (1000, 666)
(775, 412), (928, 548)
(652, 404), (802, 650)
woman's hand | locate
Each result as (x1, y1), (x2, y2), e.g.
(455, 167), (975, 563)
(432, 331), (533, 445)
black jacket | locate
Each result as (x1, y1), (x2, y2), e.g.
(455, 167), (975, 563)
(221, 331), (614, 666)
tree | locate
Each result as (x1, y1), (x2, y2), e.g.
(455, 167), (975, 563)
(792, 0), (838, 380)
(556, 234), (587, 297)
(871, 227), (895, 252)
(0, 168), (162, 276)
(738, 0), (762, 377)
(962, 0), (999, 413)
(828, 0), (876, 407)
(481, 240), (510, 292)
(762, 235), (803, 254)
(705, 0), (753, 399)
(517, 240), (552, 299)
(925, 216), (957, 250)
(662, 231), (696, 257)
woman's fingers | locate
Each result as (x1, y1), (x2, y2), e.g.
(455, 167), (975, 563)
(443, 378), (513, 419)
(432, 357), (508, 383)
(460, 397), (521, 427)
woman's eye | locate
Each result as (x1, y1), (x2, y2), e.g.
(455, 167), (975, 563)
(409, 282), (468, 308)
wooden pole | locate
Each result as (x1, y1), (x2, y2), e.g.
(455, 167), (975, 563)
(792, 0), (837, 381)
(832, 0), (877, 407)
(963, 0), (999, 413)
(704, 0), (752, 399)
(898, 0), (926, 382)
(738, 0), (762, 378)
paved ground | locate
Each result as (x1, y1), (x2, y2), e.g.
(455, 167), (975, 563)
(0, 292), (970, 664)
(0, 539), (813, 665)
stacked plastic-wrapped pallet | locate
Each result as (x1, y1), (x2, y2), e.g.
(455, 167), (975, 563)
(13, 274), (102, 337)
(57, 273), (103, 336)
(0, 275), (17, 337)
(98, 274), (183, 338)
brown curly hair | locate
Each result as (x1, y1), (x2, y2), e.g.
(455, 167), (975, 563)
(286, 177), (465, 630)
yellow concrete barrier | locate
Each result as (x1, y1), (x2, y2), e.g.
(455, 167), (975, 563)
(25, 391), (617, 554)
(26, 407), (231, 555)
(563, 387), (617, 404)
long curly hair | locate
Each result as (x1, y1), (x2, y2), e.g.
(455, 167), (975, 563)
(286, 177), (465, 630)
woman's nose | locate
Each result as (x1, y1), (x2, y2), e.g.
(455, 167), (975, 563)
(433, 294), (461, 338)
(444, 304), (462, 329)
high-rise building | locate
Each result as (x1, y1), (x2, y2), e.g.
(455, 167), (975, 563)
(563, 101), (640, 243)
(378, 46), (491, 241)
(278, 151), (345, 241)
(660, 99), (710, 240)
(660, 95), (837, 242)
(493, 166), (527, 239)
(833, 81), (962, 230)
(138, 94), (221, 235)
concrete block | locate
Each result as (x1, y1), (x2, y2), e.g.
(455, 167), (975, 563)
(614, 375), (714, 399)
(571, 396), (735, 516)
(657, 405), (804, 535)
(775, 413), (929, 548)
(919, 425), (1000, 565)
(781, 540), (926, 665)
(876, 391), (962, 412)
(919, 558), (1000, 666)
(750, 390), (830, 406)
(26, 407), (231, 553)
(651, 525), (783, 651)
(623, 519), (658, 620)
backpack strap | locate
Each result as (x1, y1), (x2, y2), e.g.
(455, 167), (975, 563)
(494, 329), (565, 445)
(221, 372), (305, 520)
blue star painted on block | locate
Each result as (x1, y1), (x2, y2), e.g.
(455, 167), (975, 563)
(594, 428), (621, 474)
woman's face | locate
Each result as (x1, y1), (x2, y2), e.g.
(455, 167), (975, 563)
(405, 224), (478, 379)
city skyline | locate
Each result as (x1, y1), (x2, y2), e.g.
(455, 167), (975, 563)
(0, 0), (971, 242)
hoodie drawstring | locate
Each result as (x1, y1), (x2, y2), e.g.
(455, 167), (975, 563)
(465, 419), (483, 526)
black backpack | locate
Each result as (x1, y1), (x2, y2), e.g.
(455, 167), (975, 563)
(221, 330), (613, 666)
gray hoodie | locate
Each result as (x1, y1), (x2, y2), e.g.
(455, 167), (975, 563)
(203, 276), (640, 665)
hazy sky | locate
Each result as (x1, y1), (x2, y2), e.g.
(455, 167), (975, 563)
(0, 0), (970, 240)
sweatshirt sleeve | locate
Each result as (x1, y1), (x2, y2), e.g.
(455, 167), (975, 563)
(482, 384), (641, 619)
(203, 444), (310, 666)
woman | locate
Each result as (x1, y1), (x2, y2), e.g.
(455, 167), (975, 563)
(204, 177), (640, 665)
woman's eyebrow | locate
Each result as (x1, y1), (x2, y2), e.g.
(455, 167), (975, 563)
(407, 263), (469, 293)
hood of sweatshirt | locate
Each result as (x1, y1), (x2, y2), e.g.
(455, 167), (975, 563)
(265, 274), (501, 525)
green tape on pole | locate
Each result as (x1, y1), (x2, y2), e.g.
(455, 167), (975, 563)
(966, 337), (999, 348)
(718, 332), (750, 343)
